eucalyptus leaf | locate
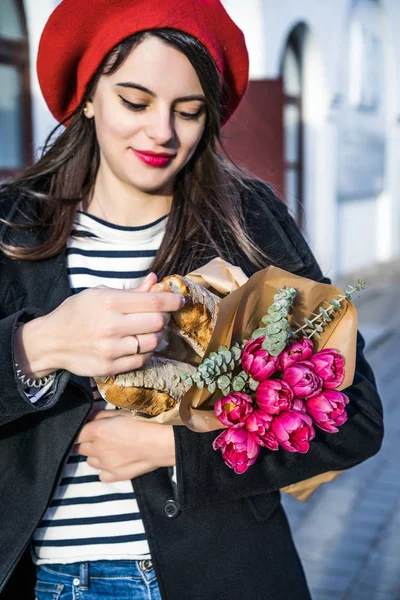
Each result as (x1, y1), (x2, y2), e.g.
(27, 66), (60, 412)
(208, 382), (217, 394)
(267, 312), (281, 323)
(268, 303), (282, 313)
(252, 328), (267, 339)
(219, 349), (231, 360)
(214, 354), (223, 366)
(266, 323), (281, 335)
(231, 346), (242, 361)
(248, 378), (259, 391)
(217, 375), (231, 390)
(232, 377), (245, 391)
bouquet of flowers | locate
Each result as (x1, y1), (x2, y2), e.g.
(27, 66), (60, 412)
(96, 259), (362, 499)
(182, 281), (363, 474)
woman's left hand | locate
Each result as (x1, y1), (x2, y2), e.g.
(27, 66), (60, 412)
(75, 410), (176, 482)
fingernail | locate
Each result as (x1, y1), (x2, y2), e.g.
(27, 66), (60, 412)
(180, 295), (186, 306)
(144, 272), (154, 283)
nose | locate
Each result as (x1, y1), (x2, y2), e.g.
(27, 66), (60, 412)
(145, 107), (175, 146)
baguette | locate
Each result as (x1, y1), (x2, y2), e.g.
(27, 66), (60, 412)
(95, 357), (195, 416)
(151, 275), (220, 356)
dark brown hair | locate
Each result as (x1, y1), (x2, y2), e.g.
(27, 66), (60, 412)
(0, 29), (267, 278)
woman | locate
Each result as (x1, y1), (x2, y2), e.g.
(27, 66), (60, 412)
(0, 1), (383, 598)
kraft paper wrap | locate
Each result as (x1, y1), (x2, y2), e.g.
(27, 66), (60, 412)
(135, 258), (358, 501)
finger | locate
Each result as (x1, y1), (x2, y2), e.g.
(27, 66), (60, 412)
(75, 426), (93, 444)
(99, 464), (148, 483)
(113, 331), (166, 358)
(108, 290), (185, 314)
(134, 273), (158, 292)
(110, 351), (154, 375)
(120, 312), (170, 336)
(75, 442), (93, 456)
(86, 456), (102, 470)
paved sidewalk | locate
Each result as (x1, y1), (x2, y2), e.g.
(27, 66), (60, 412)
(282, 261), (400, 600)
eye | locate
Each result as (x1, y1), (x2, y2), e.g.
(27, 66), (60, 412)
(177, 110), (203, 121)
(119, 95), (147, 111)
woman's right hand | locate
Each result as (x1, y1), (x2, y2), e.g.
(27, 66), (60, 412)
(14, 273), (185, 378)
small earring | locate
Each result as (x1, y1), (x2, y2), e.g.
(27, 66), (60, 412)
(83, 106), (88, 113)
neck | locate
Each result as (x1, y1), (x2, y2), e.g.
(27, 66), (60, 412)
(84, 164), (172, 227)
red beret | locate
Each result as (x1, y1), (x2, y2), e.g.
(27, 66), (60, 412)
(37, 0), (249, 125)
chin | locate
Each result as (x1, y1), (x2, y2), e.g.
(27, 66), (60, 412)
(126, 174), (175, 195)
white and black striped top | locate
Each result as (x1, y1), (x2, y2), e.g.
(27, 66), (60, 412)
(32, 209), (167, 565)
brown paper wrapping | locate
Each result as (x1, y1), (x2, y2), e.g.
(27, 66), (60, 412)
(134, 258), (358, 501)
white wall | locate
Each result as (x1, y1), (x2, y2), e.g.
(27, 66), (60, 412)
(223, 0), (400, 277)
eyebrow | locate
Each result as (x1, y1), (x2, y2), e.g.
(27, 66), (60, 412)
(115, 82), (206, 103)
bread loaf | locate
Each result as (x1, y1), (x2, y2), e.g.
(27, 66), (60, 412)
(95, 357), (196, 416)
(151, 275), (220, 357)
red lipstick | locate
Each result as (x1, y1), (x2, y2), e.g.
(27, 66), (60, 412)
(133, 149), (175, 167)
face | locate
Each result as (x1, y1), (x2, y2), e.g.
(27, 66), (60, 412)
(85, 36), (207, 196)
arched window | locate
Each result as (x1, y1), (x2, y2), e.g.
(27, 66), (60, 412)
(282, 25), (304, 228)
(0, 0), (32, 180)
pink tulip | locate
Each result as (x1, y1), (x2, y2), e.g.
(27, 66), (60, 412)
(271, 410), (316, 453)
(246, 409), (279, 451)
(255, 379), (294, 415)
(292, 398), (307, 413)
(282, 361), (323, 398)
(214, 392), (254, 427)
(213, 427), (260, 474)
(311, 349), (345, 389)
(241, 337), (280, 382)
(306, 390), (349, 433)
(280, 338), (314, 370)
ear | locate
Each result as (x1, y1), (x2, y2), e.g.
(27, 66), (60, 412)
(83, 101), (95, 119)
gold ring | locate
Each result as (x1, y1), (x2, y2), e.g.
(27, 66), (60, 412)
(133, 334), (141, 354)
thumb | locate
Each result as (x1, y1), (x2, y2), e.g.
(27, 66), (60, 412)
(134, 272), (158, 292)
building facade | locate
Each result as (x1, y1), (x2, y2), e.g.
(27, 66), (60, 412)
(223, 0), (400, 278)
(1, 0), (399, 277)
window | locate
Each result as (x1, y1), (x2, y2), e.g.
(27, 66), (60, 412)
(282, 28), (304, 229)
(0, 0), (32, 180)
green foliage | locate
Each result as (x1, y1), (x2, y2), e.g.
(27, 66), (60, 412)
(292, 280), (367, 340)
(180, 280), (365, 397)
(180, 342), (244, 392)
(252, 286), (297, 356)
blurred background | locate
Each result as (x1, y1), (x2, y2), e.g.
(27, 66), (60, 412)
(2, 0), (400, 279)
(1, 1), (399, 598)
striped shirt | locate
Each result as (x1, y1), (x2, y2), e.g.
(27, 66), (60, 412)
(32, 209), (167, 564)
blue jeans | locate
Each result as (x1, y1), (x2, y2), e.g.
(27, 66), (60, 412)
(35, 560), (162, 600)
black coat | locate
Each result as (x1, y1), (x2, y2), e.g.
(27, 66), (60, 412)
(0, 182), (383, 600)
